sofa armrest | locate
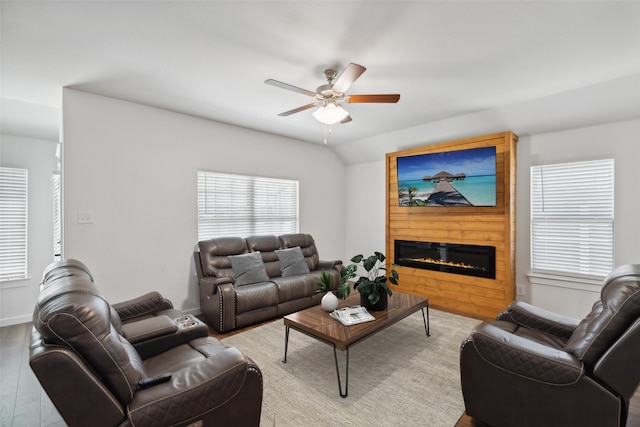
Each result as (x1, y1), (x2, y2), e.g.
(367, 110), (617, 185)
(121, 315), (178, 344)
(467, 322), (583, 384)
(126, 315), (209, 359)
(502, 301), (580, 339)
(112, 292), (174, 322)
(128, 347), (262, 426)
(197, 276), (234, 296)
(317, 260), (343, 270)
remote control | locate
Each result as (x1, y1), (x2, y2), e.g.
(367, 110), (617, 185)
(137, 373), (172, 389)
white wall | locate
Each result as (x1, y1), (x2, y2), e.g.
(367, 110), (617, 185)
(515, 119), (640, 318)
(344, 161), (387, 260)
(62, 89), (346, 311)
(0, 134), (58, 326)
(345, 119), (640, 319)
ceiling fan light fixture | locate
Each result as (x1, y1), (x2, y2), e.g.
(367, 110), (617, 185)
(312, 101), (349, 124)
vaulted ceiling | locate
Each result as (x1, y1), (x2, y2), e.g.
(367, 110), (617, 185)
(2, 1), (639, 159)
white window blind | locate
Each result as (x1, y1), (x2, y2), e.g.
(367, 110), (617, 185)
(0, 167), (28, 281)
(52, 173), (62, 260)
(531, 158), (614, 279)
(197, 171), (298, 240)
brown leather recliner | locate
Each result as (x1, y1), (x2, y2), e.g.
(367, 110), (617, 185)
(30, 259), (263, 427)
(460, 264), (640, 427)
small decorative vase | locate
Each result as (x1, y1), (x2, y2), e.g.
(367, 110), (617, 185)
(360, 287), (388, 311)
(321, 291), (339, 312)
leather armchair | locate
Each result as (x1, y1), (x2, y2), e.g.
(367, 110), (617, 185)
(30, 259), (263, 427)
(460, 264), (640, 427)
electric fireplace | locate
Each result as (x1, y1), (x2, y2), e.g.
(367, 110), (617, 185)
(394, 240), (496, 279)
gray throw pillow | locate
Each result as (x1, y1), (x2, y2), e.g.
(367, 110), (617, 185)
(276, 246), (310, 277)
(229, 252), (270, 286)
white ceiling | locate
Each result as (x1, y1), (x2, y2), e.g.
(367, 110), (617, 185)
(2, 1), (640, 151)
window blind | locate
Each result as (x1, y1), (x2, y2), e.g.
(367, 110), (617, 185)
(530, 158), (614, 279)
(0, 167), (28, 281)
(197, 171), (298, 240)
(52, 173), (62, 260)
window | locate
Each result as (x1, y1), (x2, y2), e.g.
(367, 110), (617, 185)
(0, 167), (28, 281)
(197, 171), (298, 240)
(530, 158), (614, 279)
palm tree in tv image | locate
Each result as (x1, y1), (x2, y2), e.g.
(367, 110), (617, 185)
(398, 186), (420, 206)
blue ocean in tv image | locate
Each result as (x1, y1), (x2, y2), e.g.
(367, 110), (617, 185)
(398, 175), (496, 206)
(396, 146), (497, 207)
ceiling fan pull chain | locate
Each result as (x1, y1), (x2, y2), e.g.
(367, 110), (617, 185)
(323, 124), (327, 144)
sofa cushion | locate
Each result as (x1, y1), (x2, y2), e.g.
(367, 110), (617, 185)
(279, 233), (319, 271)
(272, 273), (319, 302)
(229, 252), (270, 286)
(198, 237), (248, 278)
(234, 281), (279, 314)
(246, 235), (282, 277)
(276, 246), (311, 277)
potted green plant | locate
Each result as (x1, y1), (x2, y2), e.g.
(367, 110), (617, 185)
(350, 252), (399, 311)
(316, 264), (357, 311)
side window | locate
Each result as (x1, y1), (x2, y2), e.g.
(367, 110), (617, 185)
(0, 167), (28, 281)
(52, 173), (61, 260)
(530, 158), (614, 279)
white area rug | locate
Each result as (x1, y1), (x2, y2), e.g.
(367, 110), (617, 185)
(222, 308), (480, 426)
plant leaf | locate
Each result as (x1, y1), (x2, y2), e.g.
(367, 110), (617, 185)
(351, 254), (364, 263)
(363, 255), (377, 272)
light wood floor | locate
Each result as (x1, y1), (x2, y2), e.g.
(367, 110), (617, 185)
(0, 322), (64, 427)
(3, 320), (640, 427)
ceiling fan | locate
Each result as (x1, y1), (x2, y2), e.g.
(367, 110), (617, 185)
(265, 63), (400, 125)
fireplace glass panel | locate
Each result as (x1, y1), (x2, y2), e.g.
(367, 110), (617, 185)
(394, 240), (496, 279)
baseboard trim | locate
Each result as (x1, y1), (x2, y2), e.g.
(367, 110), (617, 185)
(180, 307), (202, 316)
(0, 314), (33, 328)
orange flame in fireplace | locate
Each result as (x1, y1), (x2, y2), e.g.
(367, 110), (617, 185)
(406, 257), (485, 271)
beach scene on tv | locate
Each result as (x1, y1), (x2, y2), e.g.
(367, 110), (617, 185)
(396, 146), (497, 207)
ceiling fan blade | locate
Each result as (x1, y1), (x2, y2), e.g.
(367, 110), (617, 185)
(347, 94), (401, 103)
(265, 79), (317, 97)
(340, 115), (352, 124)
(331, 63), (366, 94)
(278, 103), (318, 117)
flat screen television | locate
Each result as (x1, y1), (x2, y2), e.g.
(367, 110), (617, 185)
(396, 145), (497, 207)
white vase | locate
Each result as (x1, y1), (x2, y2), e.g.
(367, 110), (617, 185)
(321, 291), (339, 312)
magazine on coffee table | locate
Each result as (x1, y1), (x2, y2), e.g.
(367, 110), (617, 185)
(330, 305), (375, 326)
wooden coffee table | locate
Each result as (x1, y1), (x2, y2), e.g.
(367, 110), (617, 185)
(282, 291), (429, 397)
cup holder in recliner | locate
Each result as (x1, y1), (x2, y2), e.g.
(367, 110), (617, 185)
(175, 316), (199, 328)
(182, 321), (198, 328)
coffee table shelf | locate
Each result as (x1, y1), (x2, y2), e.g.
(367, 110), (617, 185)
(283, 291), (429, 397)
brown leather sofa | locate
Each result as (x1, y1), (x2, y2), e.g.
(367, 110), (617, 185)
(30, 259), (263, 427)
(460, 264), (640, 427)
(194, 233), (343, 332)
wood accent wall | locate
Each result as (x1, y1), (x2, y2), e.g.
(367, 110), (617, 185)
(386, 132), (518, 320)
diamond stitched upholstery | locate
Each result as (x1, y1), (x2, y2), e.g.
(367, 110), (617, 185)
(505, 301), (579, 339)
(128, 347), (253, 426)
(460, 264), (640, 427)
(471, 323), (583, 385)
